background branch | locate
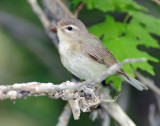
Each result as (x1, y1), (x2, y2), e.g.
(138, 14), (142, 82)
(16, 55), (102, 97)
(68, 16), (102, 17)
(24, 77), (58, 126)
(152, 0), (160, 5)
(27, 0), (58, 47)
(56, 103), (72, 126)
(74, 2), (85, 17)
(0, 12), (66, 78)
(54, 0), (75, 18)
(135, 71), (160, 96)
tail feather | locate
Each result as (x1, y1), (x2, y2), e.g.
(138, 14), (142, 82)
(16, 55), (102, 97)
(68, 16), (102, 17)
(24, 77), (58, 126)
(119, 74), (148, 91)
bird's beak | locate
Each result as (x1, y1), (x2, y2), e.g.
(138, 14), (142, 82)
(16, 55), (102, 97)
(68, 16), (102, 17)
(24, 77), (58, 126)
(50, 21), (58, 32)
(50, 22), (58, 29)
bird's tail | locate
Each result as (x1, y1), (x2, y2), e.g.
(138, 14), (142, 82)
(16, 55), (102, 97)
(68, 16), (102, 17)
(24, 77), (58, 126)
(119, 73), (148, 91)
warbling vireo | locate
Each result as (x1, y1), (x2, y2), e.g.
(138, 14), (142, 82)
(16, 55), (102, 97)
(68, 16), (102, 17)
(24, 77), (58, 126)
(52, 18), (148, 91)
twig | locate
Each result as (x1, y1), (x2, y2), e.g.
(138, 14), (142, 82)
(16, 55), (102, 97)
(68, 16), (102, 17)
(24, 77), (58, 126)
(152, 0), (160, 5)
(0, 81), (75, 100)
(68, 99), (80, 120)
(90, 110), (99, 121)
(148, 104), (156, 126)
(135, 71), (160, 96)
(54, 0), (75, 18)
(56, 103), (72, 126)
(148, 104), (160, 126)
(101, 103), (136, 126)
(27, 0), (58, 47)
(156, 95), (160, 112)
(74, 2), (85, 17)
(100, 110), (110, 126)
(41, 0), (64, 21)
(0, 12), (65, 78)
(123, 14), (131, 24)
(135, 71), (160, 116)
(100, 88), (136, 126)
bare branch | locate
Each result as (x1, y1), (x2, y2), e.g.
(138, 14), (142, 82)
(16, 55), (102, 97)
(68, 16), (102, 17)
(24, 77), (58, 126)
(41, 0), (65, 21)
(148, 104), (160, 126)
(101, 103), (136, 126)
(68, 99), (80, 120)
(56, 103), (71, 126)
(0, 12), (66, 78)
(0, 57), (146, 124)
(152, 0), (160, 5)
(0, 81), (100, 119)
(27, 0), (58, 47)
(54, 0), (75, 18)
(135, 71), (160, 96)
(74, 2), (85, 17)
(100, 88), (136, 126)
(27, 0), (76, 48)
(100, 110), (110, 126)
(149, 104), (156, 126)
(156, 95), (160, 112)
(0, 58), (146, 101)
(0, 81), (74, 100)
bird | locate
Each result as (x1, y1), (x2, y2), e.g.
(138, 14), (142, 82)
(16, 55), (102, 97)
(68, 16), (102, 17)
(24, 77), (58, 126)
(52, 18), (148, 91)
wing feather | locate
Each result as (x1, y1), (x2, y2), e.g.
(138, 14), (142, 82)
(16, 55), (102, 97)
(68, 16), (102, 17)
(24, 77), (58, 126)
(80, 33), (129, 78)
(80, 33), (119, 67)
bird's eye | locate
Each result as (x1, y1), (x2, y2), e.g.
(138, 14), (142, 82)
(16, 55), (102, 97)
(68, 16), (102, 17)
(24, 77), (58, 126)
(67, 26), (72, 31)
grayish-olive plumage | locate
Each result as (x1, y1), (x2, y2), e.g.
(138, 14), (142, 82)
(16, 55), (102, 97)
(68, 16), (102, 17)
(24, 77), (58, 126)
(54, 18), (148, 91)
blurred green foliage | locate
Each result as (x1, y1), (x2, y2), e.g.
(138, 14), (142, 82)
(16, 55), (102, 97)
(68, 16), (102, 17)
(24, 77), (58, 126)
(74, 0), (160, 90)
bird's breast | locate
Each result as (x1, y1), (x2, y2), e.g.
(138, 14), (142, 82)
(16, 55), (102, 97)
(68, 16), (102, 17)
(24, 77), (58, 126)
(58, 39), (107, 80)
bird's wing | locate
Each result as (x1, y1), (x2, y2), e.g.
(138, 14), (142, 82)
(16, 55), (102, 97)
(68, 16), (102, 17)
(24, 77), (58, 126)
(80, 33), (119, 67)
(80, 33), (128, 77)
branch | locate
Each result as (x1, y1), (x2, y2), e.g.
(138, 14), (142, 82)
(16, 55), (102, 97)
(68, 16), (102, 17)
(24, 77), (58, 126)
(101, 103), (136, 126)
(0, 81), (100, 120)
(56, 103), (71, 126)
(0, 58), (146, 122)
(100, 109), (110, 126)
(54, 0), (75, 18)
(27, 0), (58, 47)
(27, 0), (76, 48)
(0, 12), (66, 78)
(74, 2), (85, 17)
(100, 88), (136, 126)
(0, 57), (146, 100)
(148, 104), (160, 126)
(152, 0), (160, 5)
(135, 71), (160, 113)
(135, 71), (160, 96)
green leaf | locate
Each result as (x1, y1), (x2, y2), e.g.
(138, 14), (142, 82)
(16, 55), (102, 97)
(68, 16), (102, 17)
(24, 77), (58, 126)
(106, 76), (123, 91)
(129, 11), (160, 36)
(73, 0), (147, 12)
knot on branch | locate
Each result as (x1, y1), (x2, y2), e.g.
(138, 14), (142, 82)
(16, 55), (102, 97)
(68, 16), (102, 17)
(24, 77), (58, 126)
(49, 85), (100, 120)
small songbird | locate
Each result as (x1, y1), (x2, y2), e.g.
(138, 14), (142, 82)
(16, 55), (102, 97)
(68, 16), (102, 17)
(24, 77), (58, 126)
(52, 18), (148, 91)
